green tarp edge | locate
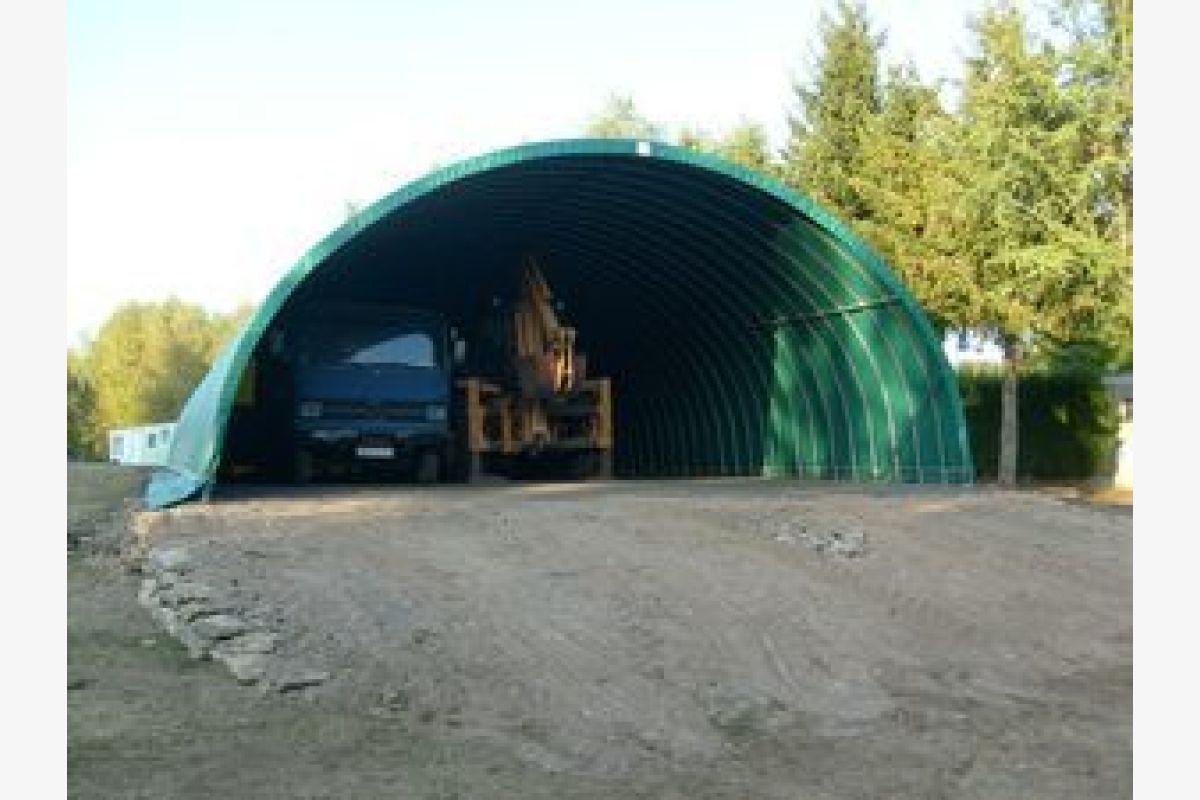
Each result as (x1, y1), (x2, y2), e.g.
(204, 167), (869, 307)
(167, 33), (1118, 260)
(146, 137), (972, 508)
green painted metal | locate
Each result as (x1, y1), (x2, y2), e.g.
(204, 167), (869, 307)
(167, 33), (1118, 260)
(147, 138), (973, 508)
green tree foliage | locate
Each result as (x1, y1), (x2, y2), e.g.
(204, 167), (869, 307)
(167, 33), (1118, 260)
(853, 64), (977, 334)
(584, 94), (663, 139)
(679, 121), (779, 177)
(1056, 0), (1133, 367)
(950, 2), (1132, 482)
(66, 299), (253, 459)
(67, 350), (98, 457)
(957, 367), (1117, 481)
(782, 1), (884, 220)
(957, 5), (1102, 346)
(776, 0), (1131, 360)
(779, 4), (977, 337)
(942, 0), (1131, 358)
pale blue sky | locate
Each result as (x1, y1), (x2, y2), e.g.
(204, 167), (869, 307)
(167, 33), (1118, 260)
(68, 0), (996, 346)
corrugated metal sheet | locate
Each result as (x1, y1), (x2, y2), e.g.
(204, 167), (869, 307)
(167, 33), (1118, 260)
(147, 138), (972, 508)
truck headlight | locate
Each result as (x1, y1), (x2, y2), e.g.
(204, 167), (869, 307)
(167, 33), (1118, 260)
(425, 404), (447, 422)
(299, 401), (323, 418)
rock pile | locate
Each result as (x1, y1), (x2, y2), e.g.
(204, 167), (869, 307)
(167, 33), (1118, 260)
(138, 545), (330, 691)
(773, 523), (868, 558)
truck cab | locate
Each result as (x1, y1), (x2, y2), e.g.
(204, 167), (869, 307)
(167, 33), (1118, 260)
(283, 304), (458, 483)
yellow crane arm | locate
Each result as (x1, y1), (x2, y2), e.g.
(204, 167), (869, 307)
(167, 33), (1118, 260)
(517, 257), (575, 393)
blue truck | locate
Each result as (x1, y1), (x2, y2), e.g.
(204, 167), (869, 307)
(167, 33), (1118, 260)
(284, 304), (461, 483)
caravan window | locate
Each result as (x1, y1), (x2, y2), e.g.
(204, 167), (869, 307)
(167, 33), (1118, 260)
(148, 433), (157, 448)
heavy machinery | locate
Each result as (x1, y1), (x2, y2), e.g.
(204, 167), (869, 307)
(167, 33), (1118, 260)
(456, 257), (612, 480)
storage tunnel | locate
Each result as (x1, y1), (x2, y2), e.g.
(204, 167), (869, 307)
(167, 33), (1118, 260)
(147, 138), (973, 507)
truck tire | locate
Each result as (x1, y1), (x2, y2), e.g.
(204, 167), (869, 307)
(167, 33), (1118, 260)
(416, 451), (441, 485)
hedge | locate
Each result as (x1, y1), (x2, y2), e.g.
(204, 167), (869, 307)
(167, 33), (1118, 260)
(957, 370), (1119, 481)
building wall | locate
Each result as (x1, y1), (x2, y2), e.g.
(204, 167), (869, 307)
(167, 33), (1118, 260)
(1100, 373), (1132, 490)
(1112, 420), (1132, 489)
(109, 423), (177, 466)
(943, 329), (1005, 368)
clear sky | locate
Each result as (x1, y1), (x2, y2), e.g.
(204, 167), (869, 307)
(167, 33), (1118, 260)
(67, 0), (992, 346)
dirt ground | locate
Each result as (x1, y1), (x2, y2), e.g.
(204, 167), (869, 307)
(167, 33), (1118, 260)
(69, 468), (1131, 799)
(66, 462), (147, 550)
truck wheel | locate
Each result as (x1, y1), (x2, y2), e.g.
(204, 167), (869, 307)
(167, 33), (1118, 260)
(294, 448), (314, 485)
(416, 451), (441, 485)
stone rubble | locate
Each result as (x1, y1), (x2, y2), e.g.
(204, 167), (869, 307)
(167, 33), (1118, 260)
(175, 600), (239, 623)
(157, 580), (214, 606)
(146, 547), (194, 574)
(275, 670), (332, 693)
(137, 545), (329, 691)
(213, 631), (278, 656)
(216, 652), (269, 685)
(773, 521), (868, 558)
(191, 614), (252, 641)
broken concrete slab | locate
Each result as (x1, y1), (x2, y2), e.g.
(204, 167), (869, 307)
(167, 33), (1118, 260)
(150, 605), (181, 635)
(146, 547), (192, 574)
(213, 631), (278, 656)
(148, 605), (209, 659)
(137, 578), (158, 608)
(157, 582), (214, 606)
(154, 570), (187, 589)
(824, 530), (867, 557)
(274, 669), (330, 693)
(773, 522), (868, 558)
(191, 614), (252, 641)
(175, 601), (239, 623)
(213, 651), (268, 685)
(176, 625), (212, 660)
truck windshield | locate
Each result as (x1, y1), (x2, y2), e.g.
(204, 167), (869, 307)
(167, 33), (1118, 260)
(301, 324), (439, 368)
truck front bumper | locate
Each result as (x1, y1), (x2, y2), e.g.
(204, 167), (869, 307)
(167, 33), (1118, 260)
(296, 422), (450, 462)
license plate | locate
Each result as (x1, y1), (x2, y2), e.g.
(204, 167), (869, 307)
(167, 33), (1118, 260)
(355, 445), (395, 459)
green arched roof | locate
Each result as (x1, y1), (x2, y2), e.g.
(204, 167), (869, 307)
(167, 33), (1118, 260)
(147, 138), (972, 508)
